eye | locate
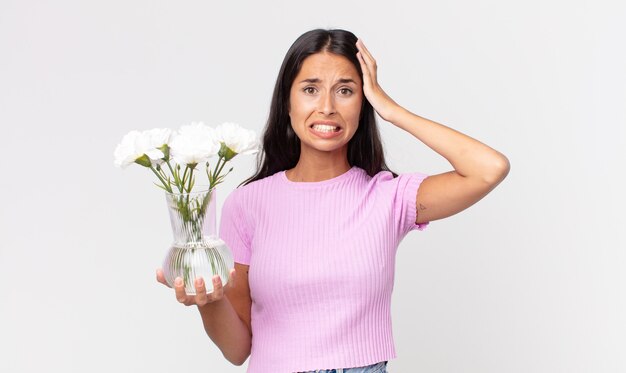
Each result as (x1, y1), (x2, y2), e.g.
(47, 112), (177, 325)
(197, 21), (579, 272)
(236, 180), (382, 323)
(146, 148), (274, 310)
(303, 87), (317, 95)
(338, 87), (353, 96)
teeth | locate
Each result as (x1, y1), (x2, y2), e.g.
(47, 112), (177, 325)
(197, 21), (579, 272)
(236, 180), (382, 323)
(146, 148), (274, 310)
(312, 124), (339, 132)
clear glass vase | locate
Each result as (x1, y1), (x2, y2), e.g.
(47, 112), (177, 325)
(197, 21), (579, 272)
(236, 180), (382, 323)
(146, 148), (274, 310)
(162, 186), (234, 295)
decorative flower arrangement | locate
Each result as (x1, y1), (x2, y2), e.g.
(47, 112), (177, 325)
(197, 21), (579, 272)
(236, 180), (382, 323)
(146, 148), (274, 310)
(114, 121), (259, 293)
(114, 121), (259, 193)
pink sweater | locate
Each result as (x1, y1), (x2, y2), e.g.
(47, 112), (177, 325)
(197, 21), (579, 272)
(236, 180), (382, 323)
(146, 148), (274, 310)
(219, 165), (429, 372)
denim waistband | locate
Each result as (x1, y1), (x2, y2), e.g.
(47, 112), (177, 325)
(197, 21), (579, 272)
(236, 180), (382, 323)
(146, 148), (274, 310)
(299, 360), (388, 373)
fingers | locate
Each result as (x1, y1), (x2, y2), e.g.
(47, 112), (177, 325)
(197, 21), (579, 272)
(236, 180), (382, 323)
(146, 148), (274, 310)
(223, 268), (236, 291)
(356, 39), (377, 87)
(156, 268), (171, 288)
(196, 273), (233, 305)
(356, 50), (367, 70)
(356, 51), (372, 87)
(194, 277), (208, 306)
(356, 39), (377, 71)
(210, 275), (225, 300)
(174, 277), (190, 304)
(166, 271), (236, 307)
(356, 39), (376, 67)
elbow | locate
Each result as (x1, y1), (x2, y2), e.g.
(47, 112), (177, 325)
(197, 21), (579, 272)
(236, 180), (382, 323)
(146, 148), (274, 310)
(225, 346), (251, 366)
(226, 354), (247, 367)
(229, 357), (247, 367)
(483, 155), (510, 185)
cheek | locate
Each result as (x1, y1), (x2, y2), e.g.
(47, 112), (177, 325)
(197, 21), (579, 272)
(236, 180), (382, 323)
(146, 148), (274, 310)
(346, 101), (363, 125)
(290, 100), (316, 121)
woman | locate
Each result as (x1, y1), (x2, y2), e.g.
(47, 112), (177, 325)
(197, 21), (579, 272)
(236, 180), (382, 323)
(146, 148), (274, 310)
(157, 29), (510, 372)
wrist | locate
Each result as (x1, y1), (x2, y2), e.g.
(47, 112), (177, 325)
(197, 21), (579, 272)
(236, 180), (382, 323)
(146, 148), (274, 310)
(385, 104), (410, 127)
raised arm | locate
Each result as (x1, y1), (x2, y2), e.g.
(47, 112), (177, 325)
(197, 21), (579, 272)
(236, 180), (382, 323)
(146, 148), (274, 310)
(390, 110), (509, 224)
(356, 39), (510, 223)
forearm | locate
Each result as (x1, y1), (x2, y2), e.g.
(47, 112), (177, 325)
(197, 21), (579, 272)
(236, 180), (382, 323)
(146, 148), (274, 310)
(390, 107), (510, 183)
(197, 297), (251, 366)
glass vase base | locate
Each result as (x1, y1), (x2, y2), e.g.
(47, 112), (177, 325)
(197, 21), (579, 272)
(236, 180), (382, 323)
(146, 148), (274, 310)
(162, 238), (234, 295)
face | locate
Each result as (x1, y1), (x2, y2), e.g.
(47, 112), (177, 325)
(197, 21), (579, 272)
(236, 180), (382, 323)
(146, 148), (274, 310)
(288, 52), (363, 155)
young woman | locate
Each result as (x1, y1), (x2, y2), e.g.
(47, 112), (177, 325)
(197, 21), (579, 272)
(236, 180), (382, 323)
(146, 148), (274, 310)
(157, 29), (510, 373)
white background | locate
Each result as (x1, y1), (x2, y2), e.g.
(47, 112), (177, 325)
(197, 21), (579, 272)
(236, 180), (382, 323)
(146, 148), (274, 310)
(1, 0), (624, 372)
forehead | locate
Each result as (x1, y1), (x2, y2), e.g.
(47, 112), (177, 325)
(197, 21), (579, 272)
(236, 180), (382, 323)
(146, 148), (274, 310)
(295, 52), (360, 81)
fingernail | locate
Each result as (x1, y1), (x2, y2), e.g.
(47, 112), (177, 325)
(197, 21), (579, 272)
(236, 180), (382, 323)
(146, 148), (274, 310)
(175, 277), (183, 286)
(196, 278), (204, 286)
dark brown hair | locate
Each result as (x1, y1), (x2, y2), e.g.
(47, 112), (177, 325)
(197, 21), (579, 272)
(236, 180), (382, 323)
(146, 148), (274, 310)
(240, 28), (397, 187)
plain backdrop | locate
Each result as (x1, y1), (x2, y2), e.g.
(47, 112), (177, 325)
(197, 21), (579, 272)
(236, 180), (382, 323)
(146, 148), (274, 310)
(1, 0), (624, 372)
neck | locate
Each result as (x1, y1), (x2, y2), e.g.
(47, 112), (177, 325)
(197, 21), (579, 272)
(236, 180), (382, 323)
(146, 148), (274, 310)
(286, 159), (352, 183)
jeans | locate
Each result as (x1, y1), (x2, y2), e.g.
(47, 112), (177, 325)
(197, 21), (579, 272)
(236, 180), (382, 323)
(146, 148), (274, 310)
(298, 360), (388, 373)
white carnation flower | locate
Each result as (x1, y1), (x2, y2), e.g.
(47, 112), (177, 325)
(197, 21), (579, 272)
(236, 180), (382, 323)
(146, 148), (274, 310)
(170, 122), (221, 166)
(145, 128), (172, 150)
(114, 129), (169, 168)
(215, 122), (260, 157)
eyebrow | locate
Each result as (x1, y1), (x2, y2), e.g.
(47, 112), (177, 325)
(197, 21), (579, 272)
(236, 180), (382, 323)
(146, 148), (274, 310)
(298, 78), (358, 84)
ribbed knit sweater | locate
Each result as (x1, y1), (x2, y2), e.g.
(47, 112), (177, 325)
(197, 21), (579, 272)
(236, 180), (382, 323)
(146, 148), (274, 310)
(218, 165), (429, 372)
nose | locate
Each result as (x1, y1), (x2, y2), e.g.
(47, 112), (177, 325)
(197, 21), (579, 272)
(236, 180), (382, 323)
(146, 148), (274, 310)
(318, 91), (336, 116)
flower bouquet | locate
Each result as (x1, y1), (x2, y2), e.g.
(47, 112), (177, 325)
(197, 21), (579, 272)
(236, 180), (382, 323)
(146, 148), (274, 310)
(114, 122), (259, 294)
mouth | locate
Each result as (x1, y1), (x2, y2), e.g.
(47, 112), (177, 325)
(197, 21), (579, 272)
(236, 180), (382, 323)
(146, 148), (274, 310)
(309, 121), (342, 132)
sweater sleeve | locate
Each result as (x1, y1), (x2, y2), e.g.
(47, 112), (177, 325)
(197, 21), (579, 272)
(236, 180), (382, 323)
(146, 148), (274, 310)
(219, 188), (252, 265)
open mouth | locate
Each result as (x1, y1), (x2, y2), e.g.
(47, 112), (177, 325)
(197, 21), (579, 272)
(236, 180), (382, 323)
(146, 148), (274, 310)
(310, 124), (341, 133)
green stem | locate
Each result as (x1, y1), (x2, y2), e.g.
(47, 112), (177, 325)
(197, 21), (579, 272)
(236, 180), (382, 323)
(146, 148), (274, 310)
(184, 166), (194, 221)
(186, 166), (194, 193)
(149, 165), (172, 193)
(215, 168), (232, 186)
(217, 157), (227, 180)
(166, 160), (183, 193)
(208, 157), (219, 189)
(181, 167), (189, 190)
(210, 157), (227, 190)
(158, 166), (170, 185)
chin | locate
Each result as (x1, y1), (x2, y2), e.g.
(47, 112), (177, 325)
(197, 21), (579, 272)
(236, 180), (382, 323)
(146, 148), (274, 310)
(306, 142), (349, 153)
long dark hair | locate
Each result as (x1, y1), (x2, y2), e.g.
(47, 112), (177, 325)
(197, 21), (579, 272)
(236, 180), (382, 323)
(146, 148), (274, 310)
(239, 28), (397, 187)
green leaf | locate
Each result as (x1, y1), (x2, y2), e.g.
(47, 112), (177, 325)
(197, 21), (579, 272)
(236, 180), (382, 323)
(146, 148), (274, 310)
(154, 182), (168, 191)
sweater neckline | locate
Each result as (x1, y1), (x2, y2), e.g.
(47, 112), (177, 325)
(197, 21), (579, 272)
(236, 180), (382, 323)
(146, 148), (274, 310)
(279, 166), (357, 188)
